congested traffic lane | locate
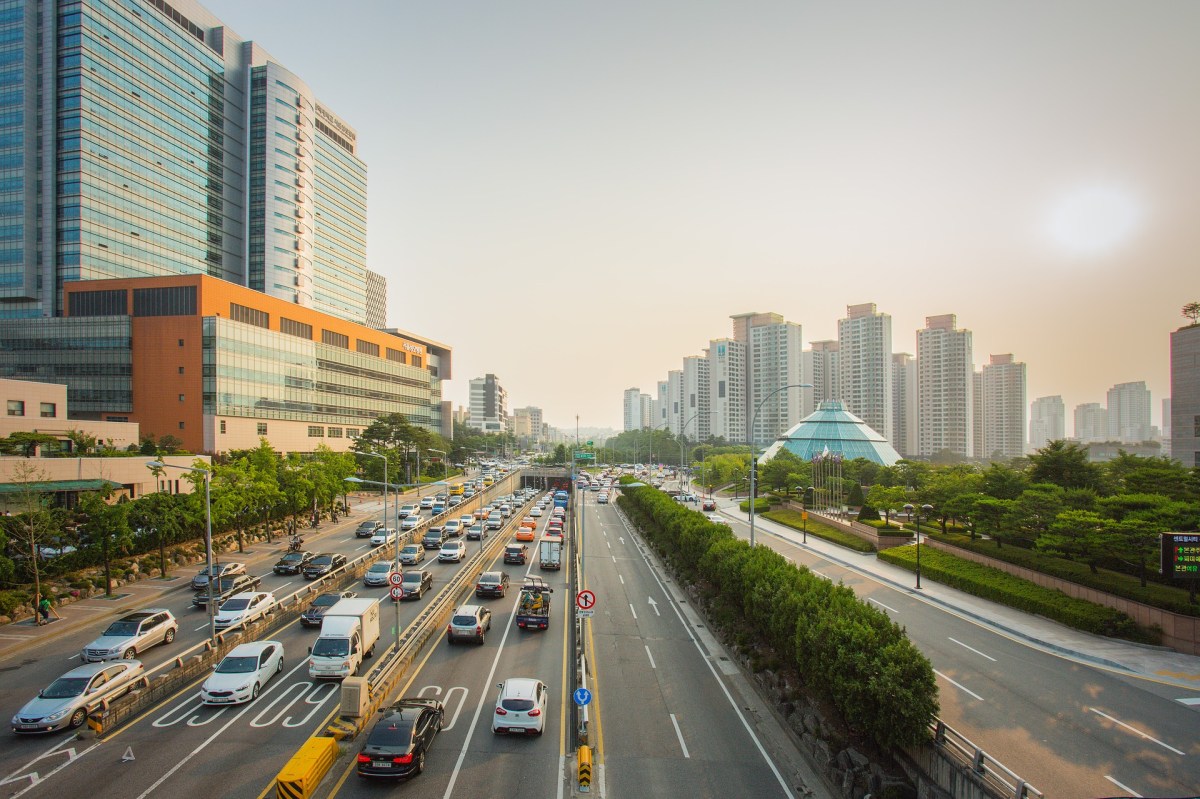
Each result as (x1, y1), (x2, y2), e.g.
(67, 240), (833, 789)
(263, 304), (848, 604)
(318, 498), (572, 799)
(0, 478), (528, 797)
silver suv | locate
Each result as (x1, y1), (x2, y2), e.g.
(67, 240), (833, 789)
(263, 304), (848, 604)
(446, 604), (492, 645)
(81, 609), (178, 662)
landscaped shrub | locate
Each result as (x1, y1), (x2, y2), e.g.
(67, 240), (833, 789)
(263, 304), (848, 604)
(761, 509), (877, 553)
(0, 590), (31, 617)
(928, 532), (1200, 618)
(879, 545), (1154, 642)
(857, 504), (880, 521)
(738, 498), (772, 513)
(618, 482), (938, 750)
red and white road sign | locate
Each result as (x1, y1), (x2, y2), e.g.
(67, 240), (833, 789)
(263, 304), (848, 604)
(390, 585), (405, 600)
(389, 571), (403, 586)
(576, 589), (596, 611)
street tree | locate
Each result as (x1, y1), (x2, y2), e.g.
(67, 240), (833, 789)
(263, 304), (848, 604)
(1028, 440), (1103, 491)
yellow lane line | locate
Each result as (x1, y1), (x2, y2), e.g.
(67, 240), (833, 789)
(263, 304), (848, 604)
(586, 615), (604, 767)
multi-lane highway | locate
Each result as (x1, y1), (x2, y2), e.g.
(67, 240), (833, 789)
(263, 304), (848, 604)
(722, 495), (1200, 799)
(0, 474), (827, 799)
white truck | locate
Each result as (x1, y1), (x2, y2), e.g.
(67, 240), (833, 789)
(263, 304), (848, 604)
(308, 598), (380, 680)
(539, 537), (562, 570)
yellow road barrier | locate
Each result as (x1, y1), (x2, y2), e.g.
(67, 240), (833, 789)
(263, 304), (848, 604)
(578, 744), (593, 792)
(276, 737), (338, 799)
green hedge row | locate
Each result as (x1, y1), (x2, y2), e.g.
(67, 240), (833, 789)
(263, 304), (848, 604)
(878, 546), (1154, 643)
(762, 509), (877, 553)
(928, 533), (1200, 618)
(738, 497), (774, 513)
(619, 484), (938, 750)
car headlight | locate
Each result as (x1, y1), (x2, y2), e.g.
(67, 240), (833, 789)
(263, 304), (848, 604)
(236, 682), (252, 692)
(45, 708), (71, 722)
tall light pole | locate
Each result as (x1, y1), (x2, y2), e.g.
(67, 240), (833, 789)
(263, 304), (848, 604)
(428, 448), (447, 482)
(748, 383), (812, 548)
(355, 451), (390, 533)
(147, 460), (215, 644)
(903, 502), (934, 589)
(346, 474), (404, 653)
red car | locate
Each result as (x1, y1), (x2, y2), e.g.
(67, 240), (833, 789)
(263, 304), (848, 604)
(701, 499), (717, 511)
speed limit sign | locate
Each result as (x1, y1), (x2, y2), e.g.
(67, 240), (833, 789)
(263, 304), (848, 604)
(390, 585), (405, 600)
(389, 571), (403, 586)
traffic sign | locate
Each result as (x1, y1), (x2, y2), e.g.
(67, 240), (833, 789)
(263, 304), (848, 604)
(389, 585), (405, 600)
(573, 688), (592, 706)
(576, 589), (596, 610)
(577, 609), (594, 619)
(575, 452), (595, 460)
(389, 571), (403, 587)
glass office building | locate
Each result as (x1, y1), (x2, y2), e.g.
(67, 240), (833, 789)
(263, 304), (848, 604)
(0, 0), (382, 324)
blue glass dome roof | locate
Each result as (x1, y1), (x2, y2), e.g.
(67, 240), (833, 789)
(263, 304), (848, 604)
(760, 400), (901, 466)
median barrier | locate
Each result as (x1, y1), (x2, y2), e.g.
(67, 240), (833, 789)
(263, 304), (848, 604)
(578, 745), (593, 791)
(275, 736), (338, 799)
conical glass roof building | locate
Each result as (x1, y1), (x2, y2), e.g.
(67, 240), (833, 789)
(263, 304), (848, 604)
(761, 400), (902, 466)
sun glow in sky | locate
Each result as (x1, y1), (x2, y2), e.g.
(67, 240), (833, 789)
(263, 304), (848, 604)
(204, 0), (1199, 432)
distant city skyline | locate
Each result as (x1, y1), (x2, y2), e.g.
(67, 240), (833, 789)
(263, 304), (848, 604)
(202, 1), (1198, 430)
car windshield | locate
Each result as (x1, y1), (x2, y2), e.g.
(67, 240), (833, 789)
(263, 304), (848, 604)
(402, 574), (424, 585)
(501, 698), (535, 712)
(402, 545), (418, 554)
(369, 564), (389, 573)
(481, 572), (501, 582)
(215, 656), (257, 674)
(311, 638), (349, 657)
(313, 595), (340, 607)
(221, 598), (249, 611)
(452, 614), (478, 626)
(367, 718), (414, 746)
(42, 677), (89, 698)
(310, 556), (332, 565)
(103, 621), (140, 636)
(280, 552), (303, 562)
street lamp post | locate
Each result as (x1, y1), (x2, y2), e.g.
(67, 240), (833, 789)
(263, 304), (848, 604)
(797, 485), (815, 544)
(903, 502), (934, 589)
(428, 448), (447, 482)
(346, 474), (405, 654)
(748, 383), (812, 548)
(147, 460), (216, 644)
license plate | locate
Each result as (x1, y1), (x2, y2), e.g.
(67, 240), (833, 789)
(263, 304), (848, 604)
(18, 724), (38, 730)
(374, 762), (392, 768)
(510, 727), (526, 734)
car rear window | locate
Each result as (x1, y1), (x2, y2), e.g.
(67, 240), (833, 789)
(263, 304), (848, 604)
(452, 614), (479, 626)
(367, 719), (414, 746)
(502, 698), (535, 712)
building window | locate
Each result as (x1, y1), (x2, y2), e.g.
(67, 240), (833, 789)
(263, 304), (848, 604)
(230, 303), (269, 328)
(178, 366), (185, 374)
(178, 421), (185, 429)
(412, 356), (423, 368)
(178, 339), (184, 347)
(7, 400), (25, 416)
(718, 380), (726, 399)
(346, 429), (359, 439)
(355, 340), (379, 357)
(178, 394), (185, 402)
(386, 348), (406, 364)
(321, 330), (349, 349)
(1194, 415), (1200, 438)
(308, 425), (324, 437)
(257, 422), (268, 436)
(40, 402), (57, 418)
(327, 427), (343, 438)
(133, 285), (197, 317)
(68, 289), (127, 317)
(106, 416), (129, 422)
(280, 317), (312, 339)
(219, 420), (226, 433)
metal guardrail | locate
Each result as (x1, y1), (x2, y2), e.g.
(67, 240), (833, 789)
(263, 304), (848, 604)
(931, 721), (1043, 799)
(89, 476), (520, 734)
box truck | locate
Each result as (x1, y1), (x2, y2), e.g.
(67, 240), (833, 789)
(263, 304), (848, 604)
(308, 598), (380, 680)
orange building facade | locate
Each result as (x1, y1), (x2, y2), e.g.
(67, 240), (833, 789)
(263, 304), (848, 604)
(54, 275), (450, 454)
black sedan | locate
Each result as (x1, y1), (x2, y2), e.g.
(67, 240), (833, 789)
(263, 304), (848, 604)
(300, 590), (357, 628)
(273, 550), (315, 575)
(357, 698), (445, 779)
(302, 553), (347, 580)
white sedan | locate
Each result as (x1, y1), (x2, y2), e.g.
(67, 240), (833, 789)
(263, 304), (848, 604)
(530, 507), (543, 517)
(213, 591), (276, 631)
(200, 641), (284, 704)
(370, 528), (397, 547)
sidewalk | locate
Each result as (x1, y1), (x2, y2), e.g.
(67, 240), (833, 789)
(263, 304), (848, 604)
(0, 497), (388, 665)
(715, 499), (1200, 691)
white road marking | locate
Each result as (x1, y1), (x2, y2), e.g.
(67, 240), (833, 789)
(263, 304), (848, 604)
(611, 556), (616, 563)
(134, 657), (314, 797)
(948, 637), (997, 662)
(868, 597), (897, 614)
(934, 670), (984, 701)
(629, 604), (638, 620)
(1177, 697), (1200, 706)
(1089, 708), (1185, 755)
(1, 737), (103, 796)
(811, 570), (830, 581)
(618, 574), (624, 585)
(0, 633), (33, 639)
(1104, 776), (1142, 797)
(62, 605), (110, 612)
(670, 713), (690, 758)
(273, 581), (294, 593)
(621, 515), (794, 799)
(249, 681), (337, 727)
(648, 597), (660, 615)
(606, 540), (611, 549)
(644, 645), (656, 669)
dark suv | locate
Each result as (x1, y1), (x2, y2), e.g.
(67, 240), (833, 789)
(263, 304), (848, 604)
(475, 571), (510, 598)
(355, 520), (384, 538)
(302, 553), (348, 580)
(398, 569), (433, 600)
(422, 528), (447, 550)
(503, 544), (528, 565)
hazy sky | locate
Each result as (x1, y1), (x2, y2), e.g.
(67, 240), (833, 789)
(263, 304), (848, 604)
(206, 0), (1198, 433)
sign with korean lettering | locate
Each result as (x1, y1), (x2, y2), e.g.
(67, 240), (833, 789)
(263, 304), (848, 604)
(1161, 533), (1200, 579)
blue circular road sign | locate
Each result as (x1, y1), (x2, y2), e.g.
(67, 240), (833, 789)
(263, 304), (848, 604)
(573, 688), (592, 706)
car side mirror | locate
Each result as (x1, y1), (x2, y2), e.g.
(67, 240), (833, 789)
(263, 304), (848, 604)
(307, 646), (313, 655)
(496, 683), (503, 690)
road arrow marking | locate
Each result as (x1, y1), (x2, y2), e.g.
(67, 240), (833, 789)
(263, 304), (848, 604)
(121, 747), (135, 762)
(648, 597), (660, 616)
